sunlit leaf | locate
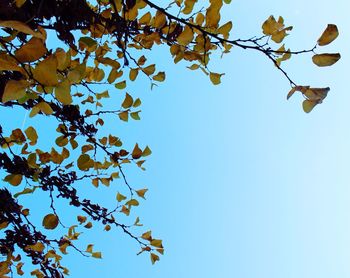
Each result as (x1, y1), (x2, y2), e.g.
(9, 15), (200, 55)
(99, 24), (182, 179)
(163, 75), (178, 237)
(92, 252), (102, 259)
(15, 37), (47, 62)
(33, 55), (59, 86)
(0, 20), (45, 39)
(55, 80), (72, 105)
(132, 143), (143, 159)
(25, 242), (45, 252)
(177, 26), (194, 46)
(4, 174), (22, 186)
(153, 72), (165, 82)
(150, 253), (160, 264)
(122, 93), (133, 109)
(312, 53), (341, 67)
(2, 80), (29, 103)
(115, 80), (126, 89)
(209, 72), (223, 85)
(317, 24), (339, 46)
(302, 99), (318, 113)
(116, 192), (127, 202)
(25, 126), (38, 145)
(136, 188), (148, 199)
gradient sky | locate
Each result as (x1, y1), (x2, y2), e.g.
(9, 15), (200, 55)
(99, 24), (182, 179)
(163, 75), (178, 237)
(3, 0), (350, 277)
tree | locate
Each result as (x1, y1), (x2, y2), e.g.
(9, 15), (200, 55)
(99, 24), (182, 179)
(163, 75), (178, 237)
(0, 0), (340, 276)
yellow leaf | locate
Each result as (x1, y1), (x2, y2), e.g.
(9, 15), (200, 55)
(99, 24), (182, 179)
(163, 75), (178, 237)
(196, 13), (205, 25)
(25, 126), (38, 145)
(302, 99), (318, 113)
(153, 72), (165, 82)
(15, 37), (47, 62)
(59, 243), (70, 255)
(0, 221), (9, 230)
(139, 12), (152, 25)
(133, 98), (141, 107)
(2, 80), (29, 103)
(4, 174), (22, 186)
(120, 205), (130, 215)
(78, 37), (97, 51)
(153, 11), (167, 28)
(177, 26), (194, 46)
(55, 48), (71, 71)
(141, 231), (152, 241)
(33, 55), (59, 86)
(116, 192), (127, 202)
(0, 53), (22, 72)
(143, 64), (156, 76)
(92, 252), (102, 259)
(77, 154), (94, 171)
(86, 244), (93, 253)
(126, 199), (139, 207)
(142, 146), (152, 157)
(115, 80), (126, 89)
(42, 214), (59, 230)
(55, 136), (68, 147)
(286, 87), (297, 100)
(36, 102), (54, 115)
(0, 20), (44, 39)
(317, 24), (339, 46)
(118, 111), (129, 122)
(77, 215), (87, 224)
(182, 0), (197, 14)
(15, 0), (27, 8)
(150, 239), (163, 248)
(205, 0), (223, 28)
(150, 253), (160, 264)
(122, 93), (133, 109)
(92, 178), (99, 187)
(209, 72), (223, 85)
(129, 68), (139, 81)
(136, 188), (148, 199)
(132, 143), (143, 159)
(262, 15), (292, 43)
(55, 80), (72, 105)
(25, 242), (45, 252)
(217, 21), (232, 39)
(312, 53), (341, 67)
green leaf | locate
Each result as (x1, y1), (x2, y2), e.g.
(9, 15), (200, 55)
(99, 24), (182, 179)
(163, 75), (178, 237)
(130, 111), (141, 120)
(77, 154), (94, 171)
(14, 187), (37, 198)
(116, 192), (127, 202)
(115, 80), (126, 89)
(133, 98), (141, 107)
(142, 146), (152, 157)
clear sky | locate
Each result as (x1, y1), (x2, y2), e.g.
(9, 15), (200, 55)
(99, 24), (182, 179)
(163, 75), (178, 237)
(3, 0), (350, 277)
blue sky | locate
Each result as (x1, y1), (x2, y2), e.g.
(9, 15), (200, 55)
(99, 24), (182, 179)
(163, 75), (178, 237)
(70, 1), (349, 277)
(2, 0), (350, 277)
